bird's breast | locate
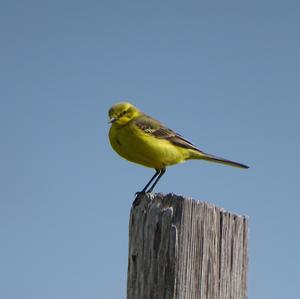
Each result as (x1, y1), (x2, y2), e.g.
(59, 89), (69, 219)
(109, 124), (187, 169)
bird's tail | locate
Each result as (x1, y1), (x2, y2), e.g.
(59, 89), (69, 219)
(191, 151), (249, 169)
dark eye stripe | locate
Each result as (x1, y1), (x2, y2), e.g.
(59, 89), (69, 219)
(117, 111), (127, 118)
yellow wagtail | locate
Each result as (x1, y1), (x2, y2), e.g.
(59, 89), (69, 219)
(108, 102), (248, 202)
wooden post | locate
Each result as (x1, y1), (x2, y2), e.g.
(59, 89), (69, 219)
(127, 193), (248, 299)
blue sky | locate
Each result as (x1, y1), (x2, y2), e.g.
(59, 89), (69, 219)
(1, 1), (300, 298)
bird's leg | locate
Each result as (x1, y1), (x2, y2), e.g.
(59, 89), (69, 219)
(147, 168), (166, 193)
(133, 169), (161, 207)
(133, 168), (167, 207)
(135, 169), (160, 195)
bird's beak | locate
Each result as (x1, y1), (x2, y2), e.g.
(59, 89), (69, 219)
(108, 117), (116, 124)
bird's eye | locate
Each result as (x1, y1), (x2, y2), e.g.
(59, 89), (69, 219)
(122, 111), (126, 115)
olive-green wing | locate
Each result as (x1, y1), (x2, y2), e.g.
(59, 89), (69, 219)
(134, 115), (203, 152)
(134, 115), (249, 169)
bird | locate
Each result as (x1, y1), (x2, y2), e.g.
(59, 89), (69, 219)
(108, 102), (249, 205)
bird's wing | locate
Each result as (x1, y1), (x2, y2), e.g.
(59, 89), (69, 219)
(134, 115), (204, 153)
(134, 115), (249, 169)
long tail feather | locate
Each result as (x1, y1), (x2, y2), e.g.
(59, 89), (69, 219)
(196, 152), (249, 169)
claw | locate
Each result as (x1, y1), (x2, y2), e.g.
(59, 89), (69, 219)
(133, 192), (145, 207)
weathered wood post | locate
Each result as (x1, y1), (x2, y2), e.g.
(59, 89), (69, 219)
(127, 193), (248, 299)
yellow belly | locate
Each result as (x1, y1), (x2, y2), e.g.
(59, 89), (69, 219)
(109, 123), (188, 169)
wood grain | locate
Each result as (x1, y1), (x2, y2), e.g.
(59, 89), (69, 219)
(127, 193), (248, 299)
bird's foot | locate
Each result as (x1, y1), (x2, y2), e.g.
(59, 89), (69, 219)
(134, 191), (145, 196)
(133, 191), (146, 207)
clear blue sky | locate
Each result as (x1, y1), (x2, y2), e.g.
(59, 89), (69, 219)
(1, 1), (300, 298)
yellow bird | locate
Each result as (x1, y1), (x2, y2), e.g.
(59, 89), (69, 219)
(108, 102), (248, 200)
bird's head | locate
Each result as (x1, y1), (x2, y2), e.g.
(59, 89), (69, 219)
(108, 102), (141, 126)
